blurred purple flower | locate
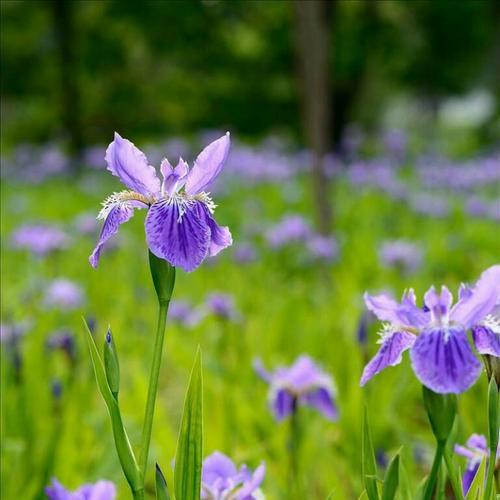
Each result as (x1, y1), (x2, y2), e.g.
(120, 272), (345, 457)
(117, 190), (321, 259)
(169, 299), (204, 328)
(379, 240), (422, 273)
(361, 265), (500, 393)
(73, 213), (99, 236)
(89, 132), (232, 272)
(255, 355), (339, 421)
(44, 279), (85, 310)
(409, 194), (450, 218)
(233, 243), (258, 264)
(11, 224), (69, 256)
(265, 215), (311, 249)
(47, 329), (76, 359)
(382, 128), (407, 157)
(45, 478), (115, 500)
(306, 234), (338, 262)
(201, 451), (265, 500)
(455, 434), (498, 494)
(0, 322), (28, 344)
(205, 293), (240, 321)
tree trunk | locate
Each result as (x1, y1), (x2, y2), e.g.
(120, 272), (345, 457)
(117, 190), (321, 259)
(294, 0), (334, 235)
(51, 0), (83, 169)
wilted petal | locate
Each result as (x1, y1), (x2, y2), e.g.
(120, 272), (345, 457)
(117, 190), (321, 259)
(272, 389), (295, 421)
(89, 204), (135, 268)
(360, 331), (416, 386)
(106, 132), (160, 196)
(472, 325), (500, 356)
(145, 200), (210, 272)
(450, 265), (500, 328)
(185, 133), (230, 195)
(301, 387), (339, 421)
(193, 202), (232, 256)
(410, 327), (482, 393)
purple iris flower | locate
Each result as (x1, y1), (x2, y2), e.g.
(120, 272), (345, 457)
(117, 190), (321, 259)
(255, 356), (339, 421)
(201, 451), (265, 500)
(46, 329), (76, 360)
(360, 265), (500, 393)
(306, 234), (338, 262)
(11, 224), (69, 256)
(379, 240), (422, 273)
(168, 299), (204, 328)
(44, 279), (85, 310)
(205, 293), (240, 321)
(455, 434), (498, 494)
(265, 215), (311, 249)
(45, 478), (115, 499)
(89, 132), (232, 272)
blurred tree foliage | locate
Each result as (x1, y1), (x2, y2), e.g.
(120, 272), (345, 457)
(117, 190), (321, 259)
(0, 0), (498, 150)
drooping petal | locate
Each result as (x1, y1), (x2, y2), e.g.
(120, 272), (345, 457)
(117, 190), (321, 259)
(89, 203), (135, 268)
(301, 387), (339, 421)
(450, 265), (500, 328)
(105, 132), (160, 196)
(145, 199), (210, 272)
(161, 158), (188, 196)
(360, 331), (416, 386)
(472, 325), (500, 356)
(410, 327), (482, 393)
(193, 201), (232, 256)
(236, 463), (265, 500)
(272, 388), (295, 421)
(184, 133), (230, 195)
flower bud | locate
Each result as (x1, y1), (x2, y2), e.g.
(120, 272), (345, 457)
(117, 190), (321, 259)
(104, 328), (120, 398)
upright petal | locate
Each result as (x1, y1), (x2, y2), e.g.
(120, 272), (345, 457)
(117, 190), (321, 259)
(450, 265), (500, 328)
(45, 479), (71, 500)
(185, 133), (230, 195)
(424, 286), (453, 324)
(89, 203), (135, 268)
(301, 387), (339, 421)
(364, 292), (427, 328)
(410, 327), (482, 393)
(472, 325), (500, 356)
(237, 463), (265, 500)
(161, 158), (188, 196)
(145, 200), (210, 272)
(193, 202), (232, 256)
(360, 331), (416, 386)
(106, 132), (160, 196)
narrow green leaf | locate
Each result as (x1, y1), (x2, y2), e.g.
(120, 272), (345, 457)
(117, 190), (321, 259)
(382, 453), (399, 500)
(155, 463), (170, 500)
(174, 347), (203, 500)
(398, 454), (413, 500)
(362, 407), (380, 500)
(464, 456), (485, 500)
(83, 319), (142, 493)
(488, 376), (499, 452)
(104, 328), (120, 399)
(358, 491), (369, 500)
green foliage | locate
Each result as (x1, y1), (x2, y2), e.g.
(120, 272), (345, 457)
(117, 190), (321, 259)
(363, 407), (379, 500)
(155, 463), (170, 500)
(381, 453), (399, 500)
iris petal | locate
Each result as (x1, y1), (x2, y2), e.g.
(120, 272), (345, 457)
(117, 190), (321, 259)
(472, 325), (500, 356)
(193, 202), (232, 256)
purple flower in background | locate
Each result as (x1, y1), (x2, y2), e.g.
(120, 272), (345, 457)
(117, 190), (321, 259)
(379, 240), (423, 273)
(89, 132), (232, 272)
(45, 478), (116, 500)
(255, 355), (339, 421)
(201, 451), (265, 500)
(361, 265), (500, 393)
(232, 242), (258, 264)
(382, 128), (407, 157)
(455, 434), (498, 494)
(168, 299), (203, 328)
(205, 293), (240, 321)
(44, 279), (85, 310)
(11, 224), (69, 256)
(306, 234), (338, 262)
(265, 215), (311, 249)
(47, 329), (76, 360)
(73, 213), (99, 236)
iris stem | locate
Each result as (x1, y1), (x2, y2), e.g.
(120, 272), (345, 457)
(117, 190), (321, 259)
(139, 300), (170, 479)
(422, 440), (445, 500)
(485, 450), (496, 500)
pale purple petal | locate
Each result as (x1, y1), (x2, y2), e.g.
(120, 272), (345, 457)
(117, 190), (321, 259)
(105, 132), (160, 196)
(86, 480), (116, 500)
(454, 444), (476, 460)
(89, 204), (135, 268)
(301, 387), (339, 421)
(467, 434), (487, 451)
(410, 327), (482, 393)
(253, 358), (273, 383)
(193, 202), (232, 256)
(272, 389), (295, 421)
(145, 200), (210, 272)
(45, 479), (71, 500)
(472, 325), (500, 356)
(458, 283), (473, 301)
(424, 286), (453, 324)
(237, 463), (265, 499)
(360, 331), (416, 386)
(450, 265), (500, 328)
(364, 292), (427, 328)
(202, 452), (238, 486)
(161, 158), (188, 196)
(185, 133), (230, 195)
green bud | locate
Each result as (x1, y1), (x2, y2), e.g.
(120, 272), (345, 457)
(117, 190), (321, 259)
(104, 328), (120, 398)
(149, 251), (176, 305)
(483, 354), (500, 388)
(155, 463), (171, 500)
(422, 385), (457, 442)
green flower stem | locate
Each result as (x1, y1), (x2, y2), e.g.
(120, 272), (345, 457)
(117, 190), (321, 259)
(422, 440), (445, 500)
(484, 375), (499, 500)
(485, 452), (496, 500)
(443, 445), (464, 500)
(139, 300), (170, 479)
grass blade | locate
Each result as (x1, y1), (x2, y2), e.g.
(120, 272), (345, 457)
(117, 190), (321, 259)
(382, 453), (399, 500)
(362, 406), (380, 500)
(155, 463), (170, 500)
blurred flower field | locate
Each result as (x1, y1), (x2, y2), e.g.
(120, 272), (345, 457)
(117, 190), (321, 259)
(1, 129), (498, 498)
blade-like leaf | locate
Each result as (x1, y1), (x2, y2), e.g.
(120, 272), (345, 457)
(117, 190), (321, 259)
(83, 319), (142, 492)
(382, 453), (399, 500)
(155, 463), (170, 500)
(174, 347), (203, 500)
(398, 453), (413, 500)
(363, 407), (380, 500)
(464, 456), (485, 500)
